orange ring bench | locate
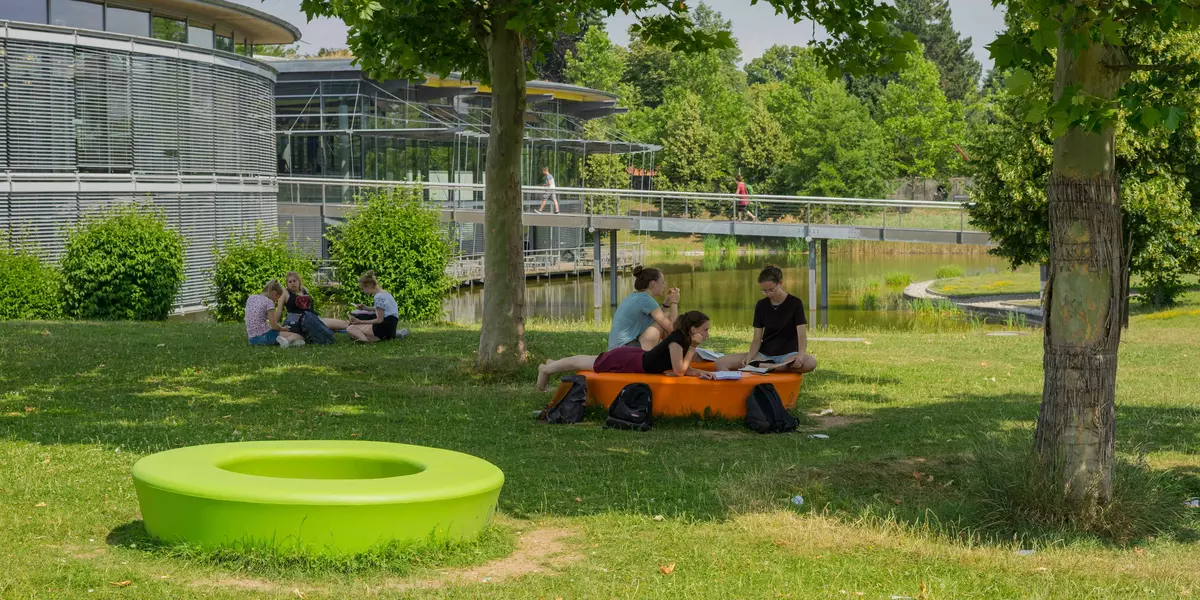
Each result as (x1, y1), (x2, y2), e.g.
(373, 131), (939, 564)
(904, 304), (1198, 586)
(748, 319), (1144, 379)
(552, 366), (803, 420)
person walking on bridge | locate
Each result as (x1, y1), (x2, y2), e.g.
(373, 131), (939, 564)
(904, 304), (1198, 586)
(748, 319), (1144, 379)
(735, 174), (757, 221)
(535, 166), (559, 214)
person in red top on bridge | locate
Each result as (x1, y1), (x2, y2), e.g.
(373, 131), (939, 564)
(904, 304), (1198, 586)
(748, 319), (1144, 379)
(735, 174), (756, 221)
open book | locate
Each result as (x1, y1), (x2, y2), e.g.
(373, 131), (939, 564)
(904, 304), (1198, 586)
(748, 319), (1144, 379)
(695, 348), (724, 361)
(739, 359), (797, 374)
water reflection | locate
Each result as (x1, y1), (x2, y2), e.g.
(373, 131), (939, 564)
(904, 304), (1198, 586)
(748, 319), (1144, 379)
(445, 252), (1007, 329)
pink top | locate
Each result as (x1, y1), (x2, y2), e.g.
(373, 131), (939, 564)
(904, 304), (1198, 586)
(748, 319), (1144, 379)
(244, 294), (274, 339)
(736, 181), (749, 205)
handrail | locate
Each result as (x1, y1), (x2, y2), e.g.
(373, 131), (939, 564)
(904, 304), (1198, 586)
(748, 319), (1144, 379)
(276, 176), (970, 210)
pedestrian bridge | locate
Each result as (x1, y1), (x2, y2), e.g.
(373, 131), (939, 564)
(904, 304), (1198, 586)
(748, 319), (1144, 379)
(276, 177), (992, 247)
(276, 176), (991, 316)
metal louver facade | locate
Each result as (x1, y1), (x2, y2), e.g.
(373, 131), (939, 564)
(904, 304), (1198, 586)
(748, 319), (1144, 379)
(0, 22), (279, 313)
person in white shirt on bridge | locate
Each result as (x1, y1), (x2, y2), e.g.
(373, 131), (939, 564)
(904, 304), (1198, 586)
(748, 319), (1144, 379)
(535, 166), (559, 214)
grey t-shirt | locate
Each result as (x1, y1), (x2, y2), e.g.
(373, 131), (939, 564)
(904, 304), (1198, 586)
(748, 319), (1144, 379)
(607, 292), (661, 350)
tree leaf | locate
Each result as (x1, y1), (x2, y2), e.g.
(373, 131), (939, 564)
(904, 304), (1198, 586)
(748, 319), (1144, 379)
(1025, 103), (1048, 123)
(1006, 68), (1034, 94)
(1141, 106), (1163, 129)
(1164, 106), (1185, 131)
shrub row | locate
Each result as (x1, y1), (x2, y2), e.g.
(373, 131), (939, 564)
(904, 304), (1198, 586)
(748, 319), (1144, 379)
(1, 188), (453, 324)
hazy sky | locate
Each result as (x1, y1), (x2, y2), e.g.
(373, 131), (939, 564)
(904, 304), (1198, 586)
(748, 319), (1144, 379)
(239, 0), (1006, 71)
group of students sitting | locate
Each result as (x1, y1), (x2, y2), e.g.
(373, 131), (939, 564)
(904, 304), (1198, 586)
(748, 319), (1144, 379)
(536, 265), (818, 391)
(243, 270), (404, 347)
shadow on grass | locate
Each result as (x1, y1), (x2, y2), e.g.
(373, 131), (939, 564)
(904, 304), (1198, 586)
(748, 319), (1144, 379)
(3, 322), (1199, 549)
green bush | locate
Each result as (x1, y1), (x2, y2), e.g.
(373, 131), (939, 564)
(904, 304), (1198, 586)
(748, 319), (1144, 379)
(935, 265), (965, 279)
(211, 229), (316, 322)
(61, 205), (184, 321)
(884, 271), (913, 288)
(0, 247), (62, 320)
(327, 187), (453, 321)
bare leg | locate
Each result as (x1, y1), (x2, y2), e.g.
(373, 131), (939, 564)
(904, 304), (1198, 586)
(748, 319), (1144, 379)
(552, 194), (559, 213)
(322, 318), (350, 331)
(638, 325), (664, 351)
(279, 331), (304, 344)
(537, 193), (549, 211)
(536, 355), (598, 392)
(791, 354), (818, 374)
(714, 352), (750, 371)
(346, 324), (378, 343)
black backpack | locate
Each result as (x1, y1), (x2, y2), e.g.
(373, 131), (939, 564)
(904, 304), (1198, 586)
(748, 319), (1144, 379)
(539, 375), (588, 424)
(745, 384), (799, 433)
(299, 312), (337, 345)
(606, 383), (653, 431)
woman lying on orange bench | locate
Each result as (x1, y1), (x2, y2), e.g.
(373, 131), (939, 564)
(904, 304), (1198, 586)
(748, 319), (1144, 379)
(536, 311), (716, 392)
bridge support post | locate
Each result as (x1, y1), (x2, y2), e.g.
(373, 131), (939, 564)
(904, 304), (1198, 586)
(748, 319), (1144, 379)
(610, 231), (618, 307)
(820, 239), (828, 309)
(593, 230), (602, 317)
(820, 238), (829, 329)
(808, 238), (817, 327)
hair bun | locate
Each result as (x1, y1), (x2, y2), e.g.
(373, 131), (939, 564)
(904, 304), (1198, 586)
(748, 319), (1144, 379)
(632, 266), (644, 277)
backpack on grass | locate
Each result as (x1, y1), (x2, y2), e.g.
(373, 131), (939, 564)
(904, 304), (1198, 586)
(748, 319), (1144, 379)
(299, 312), (336, 345)
(745, 384), (798, 433)
(606, 383), (653, 431)
(539, 375), (588, 424)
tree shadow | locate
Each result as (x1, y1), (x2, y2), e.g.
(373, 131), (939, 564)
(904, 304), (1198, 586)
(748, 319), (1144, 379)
(3, 322), (1199, 551)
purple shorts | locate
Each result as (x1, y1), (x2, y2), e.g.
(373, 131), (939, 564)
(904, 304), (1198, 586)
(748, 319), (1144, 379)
(593, 346), (646, 374)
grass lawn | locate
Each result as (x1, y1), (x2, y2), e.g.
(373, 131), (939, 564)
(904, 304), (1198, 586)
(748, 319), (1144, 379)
(4, 304), (1200, 598)
(930, 267), (1043, 297)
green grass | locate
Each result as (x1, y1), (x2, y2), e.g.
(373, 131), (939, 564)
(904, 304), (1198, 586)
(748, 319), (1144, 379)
(884, 271), (914, 288)
(931, 266), (1043, 296)
(5, 304), (1200, 597)
(935, 265), (965, 279)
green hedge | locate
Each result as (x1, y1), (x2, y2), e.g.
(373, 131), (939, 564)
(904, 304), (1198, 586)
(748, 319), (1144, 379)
(212, 229), (316, 322)
(0, 247), (62, 321)
(60, 205), (184, 321)
(327, 187), (453, 321)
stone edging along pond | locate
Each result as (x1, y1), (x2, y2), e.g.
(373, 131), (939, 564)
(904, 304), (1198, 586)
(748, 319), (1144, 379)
(903, 279), (1044, 326)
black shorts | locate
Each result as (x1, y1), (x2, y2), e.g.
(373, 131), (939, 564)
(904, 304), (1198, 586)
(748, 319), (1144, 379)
(372, 316), (399, 340)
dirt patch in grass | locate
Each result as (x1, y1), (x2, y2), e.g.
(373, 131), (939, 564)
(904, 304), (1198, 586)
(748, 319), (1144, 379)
(803, 414), (870, 430)
(387, 527), (582, 591)
(192, 577), (278, 592)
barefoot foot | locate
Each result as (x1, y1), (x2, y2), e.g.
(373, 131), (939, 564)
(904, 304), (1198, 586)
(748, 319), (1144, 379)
(536, 362), (551, 392)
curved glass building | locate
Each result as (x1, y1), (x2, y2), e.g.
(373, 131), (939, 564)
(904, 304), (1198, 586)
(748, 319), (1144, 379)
(0, 1), (298, 311)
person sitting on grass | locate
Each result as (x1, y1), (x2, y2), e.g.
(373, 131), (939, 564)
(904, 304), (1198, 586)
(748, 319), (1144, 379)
(346, 270), (408, 343)
(608, 266), (681, 351)
(245, 280), (305, 348)
(278, 271), (351, 333)
(538, 311), (716, 391)
(714, 265), (818, 374)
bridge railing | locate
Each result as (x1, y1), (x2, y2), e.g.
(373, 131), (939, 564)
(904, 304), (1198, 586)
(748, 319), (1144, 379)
(448, 243), (642, 284)
(277, 177), (980, 232)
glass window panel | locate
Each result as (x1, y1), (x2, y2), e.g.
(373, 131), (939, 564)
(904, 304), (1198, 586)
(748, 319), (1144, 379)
(105, 6), (149, 37)
(50, 0), (103, 29)
(0, 0), (49, 23)
(215, 35), (234, 52)
(188, 25), (213, 49)
(152, 15), (186, 43)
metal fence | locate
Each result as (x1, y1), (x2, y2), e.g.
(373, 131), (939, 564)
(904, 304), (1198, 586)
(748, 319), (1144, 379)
(448, 243), (642, 284)
(276, 176), (981, 234)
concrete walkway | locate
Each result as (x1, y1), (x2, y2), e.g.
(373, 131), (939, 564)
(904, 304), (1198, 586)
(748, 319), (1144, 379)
(904, 280), (1044, 325)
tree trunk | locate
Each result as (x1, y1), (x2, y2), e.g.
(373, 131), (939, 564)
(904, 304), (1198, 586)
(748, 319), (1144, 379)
(475, 20), (528, 371)
(1034, 38), (1128, 507)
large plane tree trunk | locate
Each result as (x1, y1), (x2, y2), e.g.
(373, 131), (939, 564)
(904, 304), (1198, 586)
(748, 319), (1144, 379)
(475, 19), (528, 371)
(1035, 37), (1128, 507)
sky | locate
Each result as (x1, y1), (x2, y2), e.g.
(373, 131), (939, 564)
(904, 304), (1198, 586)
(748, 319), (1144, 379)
(237, 0), (1006, 71)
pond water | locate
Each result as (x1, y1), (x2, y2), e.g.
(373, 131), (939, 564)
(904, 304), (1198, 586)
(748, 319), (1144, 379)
(445, 252), (1010, 329)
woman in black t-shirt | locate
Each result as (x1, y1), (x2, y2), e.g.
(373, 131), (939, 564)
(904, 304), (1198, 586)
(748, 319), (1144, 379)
(536, 311), (716, 392)
(714, 265), (818, 374)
